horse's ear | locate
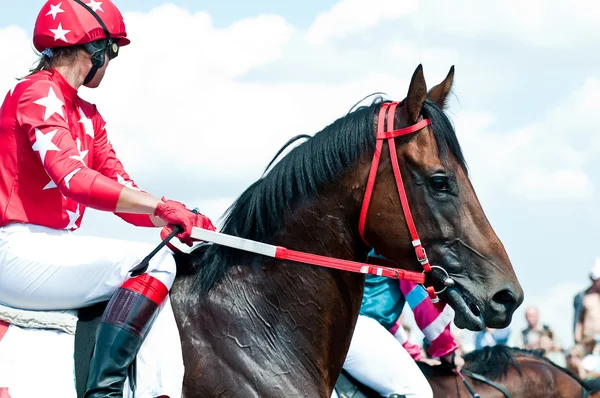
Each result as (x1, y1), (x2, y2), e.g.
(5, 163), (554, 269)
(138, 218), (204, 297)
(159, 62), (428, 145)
(405, 64), (427, 123)
(427, 66), (454, 108)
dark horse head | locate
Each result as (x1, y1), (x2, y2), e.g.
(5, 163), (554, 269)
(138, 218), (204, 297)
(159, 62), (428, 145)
(356, 65), (523, 329)
(171, 64), (523, 396)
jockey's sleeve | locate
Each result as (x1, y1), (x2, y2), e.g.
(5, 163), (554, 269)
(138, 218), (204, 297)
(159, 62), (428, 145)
(400, 280), (459, 358)
(18, 81), (124, 212)
(389, 319), (425, 361)
(91, 118), (154, 227)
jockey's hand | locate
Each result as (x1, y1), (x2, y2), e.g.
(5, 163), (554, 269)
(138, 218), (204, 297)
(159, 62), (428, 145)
(154, 198), (215, 246)
(441, 350), (465, 372)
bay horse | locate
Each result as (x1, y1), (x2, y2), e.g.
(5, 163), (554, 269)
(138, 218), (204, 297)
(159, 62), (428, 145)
(421, 345), (600, 398)
(168, 64), (524, 397)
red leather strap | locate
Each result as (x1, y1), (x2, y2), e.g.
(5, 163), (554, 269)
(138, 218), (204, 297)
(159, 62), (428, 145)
(357, 101), (434, 287)
(275, 247), (426, 283)
(385, 107), (431, 273)
(358, 103), (389, 244)
(427, 285), (444, 310)
(376, 119), (431, 139)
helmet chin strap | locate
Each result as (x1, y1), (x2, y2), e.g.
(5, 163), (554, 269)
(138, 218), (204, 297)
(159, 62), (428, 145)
(72, 0), (112, 85)
(84, 63), (100, 85)
(82, 40), (107, 85)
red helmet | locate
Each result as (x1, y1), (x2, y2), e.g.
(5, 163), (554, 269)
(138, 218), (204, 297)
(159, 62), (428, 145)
(33, 0), (130, 52)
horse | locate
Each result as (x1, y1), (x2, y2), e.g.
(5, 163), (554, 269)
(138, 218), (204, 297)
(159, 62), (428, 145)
(0, 64), (523, 397)
(419, 345), (600, 398)
(166, 64), (523, 397)
(334, 345), (600, 398)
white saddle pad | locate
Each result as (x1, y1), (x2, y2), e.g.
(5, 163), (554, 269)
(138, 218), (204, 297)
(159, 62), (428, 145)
(0, 302), (77, 335)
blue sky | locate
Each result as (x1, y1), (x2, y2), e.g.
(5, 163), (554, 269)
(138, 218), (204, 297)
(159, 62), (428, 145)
(2, 0), (600, 350)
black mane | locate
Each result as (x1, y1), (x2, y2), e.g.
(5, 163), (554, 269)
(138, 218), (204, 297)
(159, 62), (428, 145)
(190, 97), (466, 293)
(463, 345), (526, 379)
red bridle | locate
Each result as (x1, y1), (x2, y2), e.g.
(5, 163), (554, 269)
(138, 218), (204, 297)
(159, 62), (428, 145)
(358, 102), (440, 303)
(183, 102), (445, 293)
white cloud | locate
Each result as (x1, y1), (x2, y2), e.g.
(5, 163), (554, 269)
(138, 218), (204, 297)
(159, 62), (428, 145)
(305, 0), (600, 49)
(452, 73), (600, 203)
(306, 0), (418, 44)
(187, 197), (235, 228)
(545, 78), (600, 148)
(511, 169), (594, 202)
(0, 26), (38, 95)
(419, 0), (600, 49)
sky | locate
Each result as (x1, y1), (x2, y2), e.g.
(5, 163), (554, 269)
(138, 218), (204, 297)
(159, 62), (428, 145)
(2, 0), (600, 350)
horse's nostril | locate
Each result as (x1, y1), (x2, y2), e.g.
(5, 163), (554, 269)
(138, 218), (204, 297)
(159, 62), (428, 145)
(492, 288), (518, 309)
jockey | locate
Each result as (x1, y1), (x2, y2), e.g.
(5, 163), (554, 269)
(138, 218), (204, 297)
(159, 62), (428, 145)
(0, 1), (215, 397)
(335, 251), (464, 398)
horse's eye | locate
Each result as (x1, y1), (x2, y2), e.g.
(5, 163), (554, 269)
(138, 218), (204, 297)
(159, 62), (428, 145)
(430, 176), (450, 191)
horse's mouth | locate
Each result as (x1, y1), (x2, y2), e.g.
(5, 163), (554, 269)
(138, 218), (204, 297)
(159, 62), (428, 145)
(444, 285), (485, 331)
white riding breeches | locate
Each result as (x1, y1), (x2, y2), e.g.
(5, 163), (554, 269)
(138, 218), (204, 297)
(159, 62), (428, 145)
(0, 222), (184, 397)
(338, 314), (433, 398)
(0, 223), (176, 310)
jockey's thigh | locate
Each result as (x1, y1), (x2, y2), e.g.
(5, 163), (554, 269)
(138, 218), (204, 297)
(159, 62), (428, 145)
(343, 314), (433, 398)
(0, 223), (176, 311)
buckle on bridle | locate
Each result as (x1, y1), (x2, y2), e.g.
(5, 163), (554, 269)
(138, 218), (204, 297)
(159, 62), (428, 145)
(412, 240), (431, 268)
(422, 265), (454, 295)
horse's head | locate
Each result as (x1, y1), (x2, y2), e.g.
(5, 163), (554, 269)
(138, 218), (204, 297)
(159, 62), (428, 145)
(360, 65), (523, 330)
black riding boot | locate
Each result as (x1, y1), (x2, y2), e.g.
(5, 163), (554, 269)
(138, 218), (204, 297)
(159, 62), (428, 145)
(84, 274), (167, 398)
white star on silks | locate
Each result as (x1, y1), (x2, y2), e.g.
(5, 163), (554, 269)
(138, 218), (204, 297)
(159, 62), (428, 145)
(49, 23), (70, 43)
(9, 78), (28, 96)
(87, 0), (104, 12)
(33, 86), (65, 121)
(31, 128), (60, 165)
(65, 204), (81, 230)
(43, 177), (57, 190)
(42, 171), (66, 198)
(63, 168), (82, 189)
(69, 138), (89, 165)
(116, 173), (140, 191)
(45, 3), (65, 20)
(78, 107), (95, 138)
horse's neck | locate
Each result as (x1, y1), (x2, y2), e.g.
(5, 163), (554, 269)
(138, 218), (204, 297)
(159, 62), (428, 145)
(172, 195), (367, 395)
(253, 198), (367, 388)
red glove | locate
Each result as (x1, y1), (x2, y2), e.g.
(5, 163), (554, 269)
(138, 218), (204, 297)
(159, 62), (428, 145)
(157, 200), (216, 249)
(154, 198), (197, 246)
